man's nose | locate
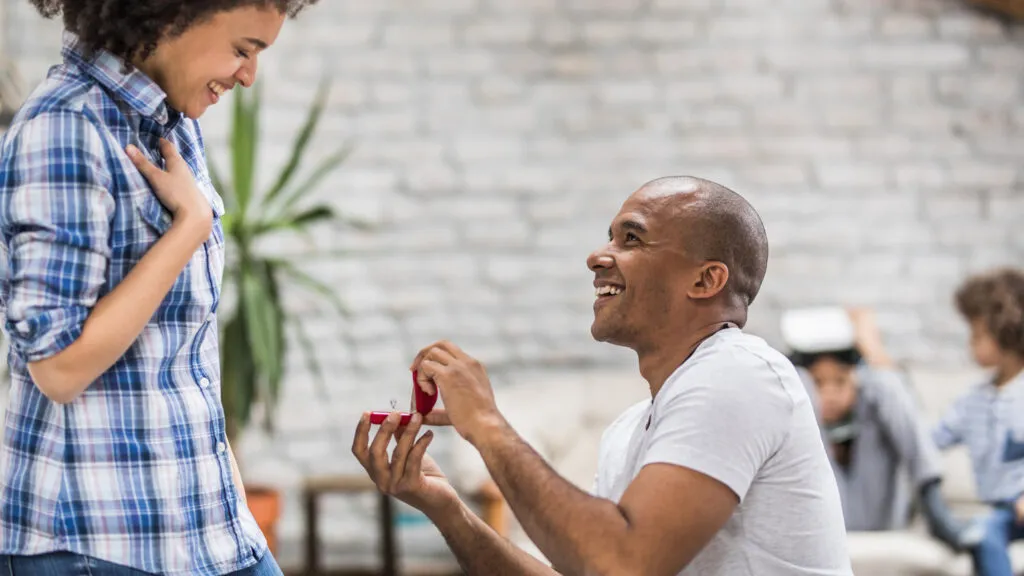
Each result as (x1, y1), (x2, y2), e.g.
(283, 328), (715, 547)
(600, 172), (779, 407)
(587, 248), (614, 271)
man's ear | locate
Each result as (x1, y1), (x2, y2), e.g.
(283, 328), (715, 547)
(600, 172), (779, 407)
(687, 262), (729, 300)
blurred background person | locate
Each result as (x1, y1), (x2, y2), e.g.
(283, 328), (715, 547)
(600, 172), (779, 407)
(783, 307), (977, 551)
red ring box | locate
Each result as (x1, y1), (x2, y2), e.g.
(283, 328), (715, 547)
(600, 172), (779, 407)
(369, 370), (437, 425)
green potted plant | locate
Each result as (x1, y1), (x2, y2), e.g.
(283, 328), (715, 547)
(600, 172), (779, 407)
(208, 78), (352, 553)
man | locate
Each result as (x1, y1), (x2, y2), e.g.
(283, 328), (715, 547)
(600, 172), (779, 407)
(353, 176), (853, 575)
(784, 307), (978, 548)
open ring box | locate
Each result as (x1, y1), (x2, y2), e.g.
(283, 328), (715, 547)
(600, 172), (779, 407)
(369, 370), (437, 425)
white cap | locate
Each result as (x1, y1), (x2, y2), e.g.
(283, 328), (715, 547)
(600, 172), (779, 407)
(780, 307), (856, 353)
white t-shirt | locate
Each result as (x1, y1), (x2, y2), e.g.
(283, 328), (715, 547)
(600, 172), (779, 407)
(594, 327), (852, 575)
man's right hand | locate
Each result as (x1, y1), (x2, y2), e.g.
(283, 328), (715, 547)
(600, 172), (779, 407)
(126, 139), (213, 242)
(353, 411), (460, 516)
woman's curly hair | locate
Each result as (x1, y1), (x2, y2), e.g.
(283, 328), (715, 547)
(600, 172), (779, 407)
(955, 267), (1024, 356)
(30, 0), (318, 64)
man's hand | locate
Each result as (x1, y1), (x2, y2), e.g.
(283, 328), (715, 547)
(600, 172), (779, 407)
(352, 411), (459, 516)
(1016, 494), (1024, 525)
(410, 341), (507, 446)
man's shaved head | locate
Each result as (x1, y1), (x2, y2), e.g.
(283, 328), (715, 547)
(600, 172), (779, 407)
(638, 176), (769, 307)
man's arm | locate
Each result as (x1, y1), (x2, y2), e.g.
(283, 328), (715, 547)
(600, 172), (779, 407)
(412, 341), (749, 576)
(430, 494), (560, 575)
(352, 412), (558, 576)
(227, 439), (247, 504)
(472, 422), (736, 575)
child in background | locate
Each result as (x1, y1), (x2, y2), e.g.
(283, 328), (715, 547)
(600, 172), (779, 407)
(933, 268), (1024, 576)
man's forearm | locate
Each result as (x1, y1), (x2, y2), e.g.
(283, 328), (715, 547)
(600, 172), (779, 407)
(428, 497), (559, 576)
(28, 221), (208, 403)
(472, 423), (629, 574)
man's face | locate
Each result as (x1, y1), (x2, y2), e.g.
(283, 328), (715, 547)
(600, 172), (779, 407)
(586, 189), (699, 348)
(140, 6), (285, 119)
(807, 356), (858, 425)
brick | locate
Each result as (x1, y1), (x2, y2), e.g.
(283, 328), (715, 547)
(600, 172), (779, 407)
(815, 163), (887, 187)
(890, 75), (935, 104)
(463, 18), (535, 45)
(879, 15), (934, 39)
(895, 163), (949, 187)
(949, 162), (1017, 187)
(859, 43), (970, 68)
(382, 21), (455, 47)
(537, 19), (580, 46)
(937, 74), (1020, 105)
(977, 46), (1024, 70)
(764, 46), (854, 70)
(656, 48), (759, 74)
(794, 75), (885, 102)
(936, 14), (1006, 39)
(635, 19), (700, 44)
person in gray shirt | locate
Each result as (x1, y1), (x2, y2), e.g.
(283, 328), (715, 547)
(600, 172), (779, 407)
(786, 308), (978, 550)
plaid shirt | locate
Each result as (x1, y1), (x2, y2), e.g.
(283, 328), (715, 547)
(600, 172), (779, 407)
(0, 32), (266, 575)
(933, 370), (1024, 504)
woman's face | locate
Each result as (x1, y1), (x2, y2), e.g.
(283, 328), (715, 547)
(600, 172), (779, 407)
(808, 356), (858, 425)
(137, 6), (286, 119)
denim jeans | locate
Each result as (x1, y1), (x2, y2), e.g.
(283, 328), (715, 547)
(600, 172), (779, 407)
(0, 550), (283, 576)
(970, 503), (1024, 576)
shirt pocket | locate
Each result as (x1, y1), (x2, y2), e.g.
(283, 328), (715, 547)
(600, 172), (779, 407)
(1001, 428), (1024, 462)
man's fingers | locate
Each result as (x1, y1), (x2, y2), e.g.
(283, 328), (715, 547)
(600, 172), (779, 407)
(404, 430), (435, 480)
(367, 413), (399, 488)
(390, 414), (423, 486)
(125, 145), (162, 182)
(423, 408), (452, 427)
(352, 412), (372, 468)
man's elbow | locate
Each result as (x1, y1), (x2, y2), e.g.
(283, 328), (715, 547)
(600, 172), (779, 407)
(27, 358), (87, 404)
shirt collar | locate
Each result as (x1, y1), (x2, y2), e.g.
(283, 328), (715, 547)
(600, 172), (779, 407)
(61, 31), (181, 127)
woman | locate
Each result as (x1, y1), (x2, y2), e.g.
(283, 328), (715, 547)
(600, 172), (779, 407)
(0, 1), (317, 574)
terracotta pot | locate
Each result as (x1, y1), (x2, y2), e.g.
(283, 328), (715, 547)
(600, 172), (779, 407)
(244, 484), (281, 554)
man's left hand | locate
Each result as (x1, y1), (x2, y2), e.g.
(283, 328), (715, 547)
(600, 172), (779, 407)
(1015, 494), (1024, 524)
(410, 340), (507, 445)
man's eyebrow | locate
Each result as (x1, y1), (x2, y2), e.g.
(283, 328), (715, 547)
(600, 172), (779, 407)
(621, 220), (647, 234)
(244, 37), (268, 50)
(609, 220), (648, 239)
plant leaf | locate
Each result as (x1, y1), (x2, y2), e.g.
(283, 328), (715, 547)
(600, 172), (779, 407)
(270, 258), (349, 316)
(241, 261), (282, 412)
(253, 205), (335, 236)
(288, 316), (330, 403)
(220, 307), (256, 444)
(231, 83), (260, 218)
(277, 144), (353, 214)
(262, 79), (331, 210)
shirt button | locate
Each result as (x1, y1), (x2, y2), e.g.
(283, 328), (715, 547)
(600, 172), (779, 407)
(199, 377), (210, 388)
(217, 442), (226, 454)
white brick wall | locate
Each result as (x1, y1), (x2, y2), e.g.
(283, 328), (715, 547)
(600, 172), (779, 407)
(3, 0), (1023, 567)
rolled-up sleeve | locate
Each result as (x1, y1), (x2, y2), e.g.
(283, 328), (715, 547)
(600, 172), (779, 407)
(0, 110), (115, 362)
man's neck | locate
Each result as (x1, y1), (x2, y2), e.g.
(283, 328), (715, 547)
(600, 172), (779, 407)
(637, 320), (737, 397)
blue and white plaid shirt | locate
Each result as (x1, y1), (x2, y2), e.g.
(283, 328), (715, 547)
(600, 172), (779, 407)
(933, 370), (1024, 504)
(0, 32), (266, 575)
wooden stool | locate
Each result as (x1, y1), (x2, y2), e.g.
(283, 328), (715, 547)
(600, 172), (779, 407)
(302, 475), (397, 576)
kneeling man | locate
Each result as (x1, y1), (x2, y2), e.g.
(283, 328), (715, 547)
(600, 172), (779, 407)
(353, 176), (852, 575)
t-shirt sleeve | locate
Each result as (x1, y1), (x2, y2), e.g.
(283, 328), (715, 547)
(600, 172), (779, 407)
(640, 358), (794, 502)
